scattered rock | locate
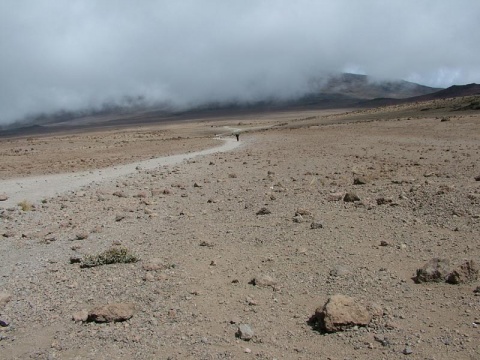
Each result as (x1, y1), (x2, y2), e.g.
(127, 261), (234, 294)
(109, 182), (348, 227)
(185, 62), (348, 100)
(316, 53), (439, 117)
(0, 194), (8, 201)
(314, 294), (371, 332)
(0, 292), (12, 309)
(380, 240), (389, 246)
(193, 182), (202, 188)
(310, 221), (323, 229)
(87, 303), (135, 323)
(329, 265), (350, 277)
(112, 191), (127, 198)
(403, 347), (413, 355)
(376, 197), (393, 205)
(250, 274), (277, 288)
(256, 207), (271, 215)
(2, 231), (15, 238)
(474, 175), (480, 181)
(115, 214), (125, 222)
(75, 232), (89, 240)
(295, 208), (311, 216)
(292, 214), (304, 223)
(353, 176), (368, 185)
(69, 255), (82, 264)
(446, 260), (478, 284)
(343, 192), (360, 202)
(415, 258), (450, 283)
(236, 324), (254, 341)
(72, 309), (88, 322)
(199, 240), (214, 248)
(474, 286), (480, 293)
(374, 335), (390, 347)
(143, 272), (155, 282)
(327, 192), (344, 202)
(142, 258), (167, 271)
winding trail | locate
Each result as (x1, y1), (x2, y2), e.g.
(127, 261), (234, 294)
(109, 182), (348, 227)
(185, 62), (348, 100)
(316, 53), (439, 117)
(0, 137), (242, 208)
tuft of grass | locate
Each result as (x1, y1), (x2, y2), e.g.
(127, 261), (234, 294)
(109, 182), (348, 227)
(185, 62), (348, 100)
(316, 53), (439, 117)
(80, 247), (138, 268)
(18, 199), (33, 211)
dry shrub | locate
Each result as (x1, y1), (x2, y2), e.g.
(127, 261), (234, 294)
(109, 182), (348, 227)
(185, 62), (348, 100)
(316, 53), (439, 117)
(18, 200), (32, 211)
(81, 247), (138, 268)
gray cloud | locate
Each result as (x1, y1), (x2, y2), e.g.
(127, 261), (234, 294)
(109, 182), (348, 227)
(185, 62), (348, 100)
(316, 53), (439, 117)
(1, 0), (479, 125)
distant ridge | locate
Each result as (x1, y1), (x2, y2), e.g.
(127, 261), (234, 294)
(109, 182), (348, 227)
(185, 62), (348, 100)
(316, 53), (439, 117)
(4, 74), (477, 135)
(358, 83), (480, 108)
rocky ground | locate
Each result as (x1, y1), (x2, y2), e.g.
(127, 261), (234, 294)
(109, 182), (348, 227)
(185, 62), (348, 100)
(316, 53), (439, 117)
(0, 102), (479, 359)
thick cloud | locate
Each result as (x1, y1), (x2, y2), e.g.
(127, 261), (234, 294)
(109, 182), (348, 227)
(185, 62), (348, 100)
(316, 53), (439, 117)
(1, 0), (479, 125)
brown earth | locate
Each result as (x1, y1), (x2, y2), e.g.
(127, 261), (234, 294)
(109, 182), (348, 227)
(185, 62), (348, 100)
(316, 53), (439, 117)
(0, 98), (479, 359)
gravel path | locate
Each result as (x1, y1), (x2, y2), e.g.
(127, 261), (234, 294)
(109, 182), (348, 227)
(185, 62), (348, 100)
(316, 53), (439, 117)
(0, 137), (241, 208)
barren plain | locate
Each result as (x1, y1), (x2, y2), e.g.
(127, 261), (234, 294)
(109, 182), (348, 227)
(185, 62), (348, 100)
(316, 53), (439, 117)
(0, 98), (479, 359)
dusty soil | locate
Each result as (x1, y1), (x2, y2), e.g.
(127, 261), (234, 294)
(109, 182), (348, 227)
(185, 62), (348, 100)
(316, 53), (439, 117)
(0, 100), (479, 359)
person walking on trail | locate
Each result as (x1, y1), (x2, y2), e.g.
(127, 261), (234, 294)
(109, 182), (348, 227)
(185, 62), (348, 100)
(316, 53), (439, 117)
(235, 133), (240, 141)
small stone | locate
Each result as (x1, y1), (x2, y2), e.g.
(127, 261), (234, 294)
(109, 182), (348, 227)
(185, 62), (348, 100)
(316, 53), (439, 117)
(2, 231), (15, 238)
(250, 274), (277, 288)
(115, 214), (125, 222)
(374, 335), (390, 347)
(193, 182), (202, 188)
(72, 309), (88, 322)
(292, 215), (304, 223)
(474, 175), (480, 181)
(343, 192), (360, 202)
(380, 240), (389, 246)
(295, 208), (311, 216)
(0, 194), (8, 201)
(143, 273), (155, 282)
(199, 240), (214, 248)
(353, 176), (368, 185)
(112, 191), (127, 198)
(327, 192), (344, 202)
(69, 256), (82, 264)
(330, 265), (350, 277)
(244, 348), (251, 353)
(75, 232), (89, 240)
(377, 197), (393, 205)
(310, 221), (323, 229)
(256, 207), (271, 215)
(236, 324), (254, 341)
(142, 258), (166, 271)
(403, 347), (413, 355)
(0, 292), (12, 309)
(87, 303), (135, 323)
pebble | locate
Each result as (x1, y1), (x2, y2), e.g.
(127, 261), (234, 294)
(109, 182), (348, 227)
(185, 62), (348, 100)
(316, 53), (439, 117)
(237, 324), (254, 341)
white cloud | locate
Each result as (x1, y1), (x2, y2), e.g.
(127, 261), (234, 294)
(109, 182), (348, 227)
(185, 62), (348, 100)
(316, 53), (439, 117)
(1, 0), (479, 124)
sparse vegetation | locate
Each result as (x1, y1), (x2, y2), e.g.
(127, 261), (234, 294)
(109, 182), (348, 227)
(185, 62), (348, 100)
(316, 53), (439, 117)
(18, 199), (32, 211)
(80, 247), (138, 268)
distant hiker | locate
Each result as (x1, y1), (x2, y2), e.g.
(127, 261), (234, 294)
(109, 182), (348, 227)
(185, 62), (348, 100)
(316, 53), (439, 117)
(235, 133), (239, 141)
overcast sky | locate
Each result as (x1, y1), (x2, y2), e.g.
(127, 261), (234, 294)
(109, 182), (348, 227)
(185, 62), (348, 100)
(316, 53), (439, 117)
(1, 0), (479, 125)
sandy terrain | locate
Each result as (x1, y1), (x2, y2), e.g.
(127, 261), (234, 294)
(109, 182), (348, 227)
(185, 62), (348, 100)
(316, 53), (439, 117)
(0, 100), (479, 359)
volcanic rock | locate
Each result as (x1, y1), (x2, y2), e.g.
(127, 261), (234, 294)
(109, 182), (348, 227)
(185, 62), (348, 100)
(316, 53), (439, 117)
(87, 303), (135, 323)
(315, 294), (371, 332)
(415, 258), (450, 283)
(446, 260), (478, 284)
